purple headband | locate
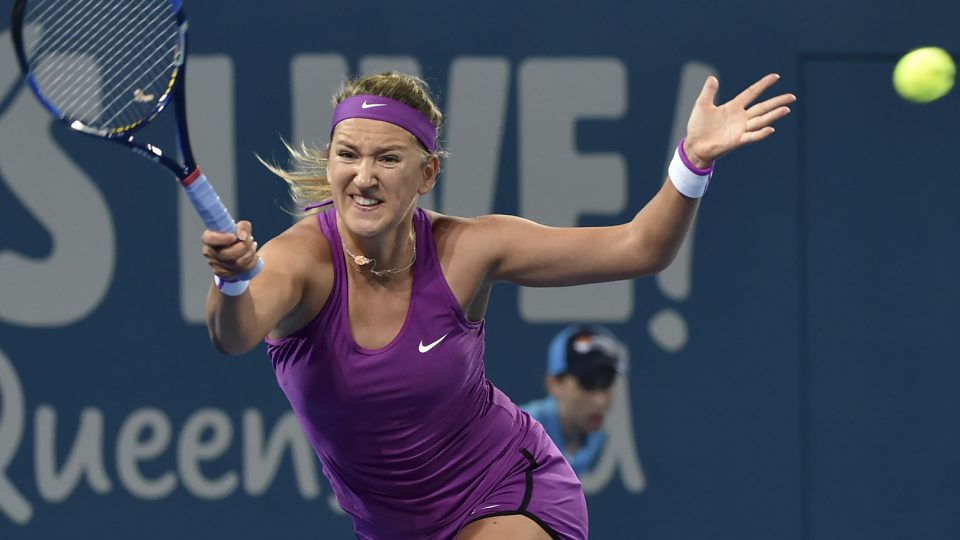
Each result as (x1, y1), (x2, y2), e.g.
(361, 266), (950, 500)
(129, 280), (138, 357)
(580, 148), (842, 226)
(330, 95), (437, 152)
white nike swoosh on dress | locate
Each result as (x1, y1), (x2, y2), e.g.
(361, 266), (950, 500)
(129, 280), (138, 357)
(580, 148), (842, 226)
(361, 101), (387, 109)
(418, 333), (448, 353)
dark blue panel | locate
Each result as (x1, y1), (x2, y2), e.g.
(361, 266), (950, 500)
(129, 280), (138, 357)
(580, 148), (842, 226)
(803, 55), (960, 539)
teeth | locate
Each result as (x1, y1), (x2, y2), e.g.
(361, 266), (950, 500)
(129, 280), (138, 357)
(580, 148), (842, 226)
(353, 196), (380, 207)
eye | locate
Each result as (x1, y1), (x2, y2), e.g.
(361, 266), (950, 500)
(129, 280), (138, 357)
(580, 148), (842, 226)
(336, 149), (356, 159)
(380, 154), (400, 164)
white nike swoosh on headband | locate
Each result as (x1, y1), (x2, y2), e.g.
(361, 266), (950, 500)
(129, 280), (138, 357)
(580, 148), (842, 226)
(361, 101), (387, 109)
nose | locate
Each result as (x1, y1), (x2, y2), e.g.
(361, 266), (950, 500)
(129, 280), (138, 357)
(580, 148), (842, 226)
(353, 157), (377, 189)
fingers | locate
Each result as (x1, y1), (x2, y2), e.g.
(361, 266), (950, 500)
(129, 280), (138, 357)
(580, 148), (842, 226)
(745, 105), (792, 132)
(746, 92), (797, 118)
(204, 242), (260, 277)
(736, 76), (795, 142)
(201, 220), (258, 278)
(229, 242), (260, 273)
(202, 229), (237, 248)
(743, 92), (796, 135)
(236, 220), (253, 242)
(740, 126), (777, 145)
(696, 75), (720, 107)
(732, 73), (783, 107)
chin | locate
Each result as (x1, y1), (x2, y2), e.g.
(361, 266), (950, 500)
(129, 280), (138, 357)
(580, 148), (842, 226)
(341, 210), (385, 236)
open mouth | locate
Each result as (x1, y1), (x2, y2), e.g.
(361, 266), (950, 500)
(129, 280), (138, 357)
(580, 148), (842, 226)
(350, 195), (383, 209)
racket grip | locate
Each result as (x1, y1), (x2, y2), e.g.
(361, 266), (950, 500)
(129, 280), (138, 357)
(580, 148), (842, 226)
(183, 171), (263, 282)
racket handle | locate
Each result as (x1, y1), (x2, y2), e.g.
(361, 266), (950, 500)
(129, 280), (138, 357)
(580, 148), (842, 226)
(183, 171), (263, 282)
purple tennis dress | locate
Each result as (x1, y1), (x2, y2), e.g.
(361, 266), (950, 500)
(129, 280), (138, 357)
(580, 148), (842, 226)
(265, 208), (588, 539)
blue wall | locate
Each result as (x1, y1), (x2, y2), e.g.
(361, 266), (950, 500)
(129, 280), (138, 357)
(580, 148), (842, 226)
(1, 0), (958, 538)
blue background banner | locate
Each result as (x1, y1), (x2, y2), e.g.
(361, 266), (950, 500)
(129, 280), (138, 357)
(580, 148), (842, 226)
(1, 0), (958, 538)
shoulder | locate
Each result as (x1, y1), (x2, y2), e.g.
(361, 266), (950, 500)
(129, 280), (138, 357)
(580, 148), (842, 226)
(261, 213), (335, 337)
(423, 211), (497, 273)
(262, 213), (331, 265)
(427, 211), (528, 229)
(257, 213), (333, 290)
(426, 211), (527, 247)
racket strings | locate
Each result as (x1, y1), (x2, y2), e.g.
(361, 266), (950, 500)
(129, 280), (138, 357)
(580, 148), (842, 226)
(98, 43), (181, 128)
(31, 0), (174, 95)
(82, 12), (178, 126)
(31, 0), (133, 90)
(32, 0), (116, 58)
(39, 0), (177, 127)
(21, 0), (180, 132)
(59, 1), (170, 105)
(32, 0), (133, 117)
(35, 0), (145, 89)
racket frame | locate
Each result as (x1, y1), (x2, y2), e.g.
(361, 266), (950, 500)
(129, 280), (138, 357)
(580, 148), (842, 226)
(9, 0), (263, 281)
(11, 0), (194, 179)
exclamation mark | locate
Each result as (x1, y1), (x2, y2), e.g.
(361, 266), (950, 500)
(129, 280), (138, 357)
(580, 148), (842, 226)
(648, 61), (718, 353)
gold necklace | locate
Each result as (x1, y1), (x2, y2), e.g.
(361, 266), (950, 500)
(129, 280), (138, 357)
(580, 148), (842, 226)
(341, 229), (417, 278)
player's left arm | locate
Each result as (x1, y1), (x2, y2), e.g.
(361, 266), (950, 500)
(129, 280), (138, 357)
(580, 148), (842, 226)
(477, 73), (795, 287)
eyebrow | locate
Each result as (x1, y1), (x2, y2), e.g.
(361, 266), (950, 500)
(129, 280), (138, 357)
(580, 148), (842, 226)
(332, 140), (408, 154)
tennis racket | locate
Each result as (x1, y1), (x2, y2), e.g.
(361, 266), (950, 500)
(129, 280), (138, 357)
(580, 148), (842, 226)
(10, 0), (262, 281)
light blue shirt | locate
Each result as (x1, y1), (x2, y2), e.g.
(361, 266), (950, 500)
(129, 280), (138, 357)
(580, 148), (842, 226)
(521, 396), (606, 476)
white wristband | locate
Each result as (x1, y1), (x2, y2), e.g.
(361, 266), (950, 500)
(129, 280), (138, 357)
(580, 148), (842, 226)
(214, 275), (249, 296)
(668, 139), (714, 199)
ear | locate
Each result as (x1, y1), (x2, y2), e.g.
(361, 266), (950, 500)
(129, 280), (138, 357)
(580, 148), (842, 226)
(417, 154), (439, 195)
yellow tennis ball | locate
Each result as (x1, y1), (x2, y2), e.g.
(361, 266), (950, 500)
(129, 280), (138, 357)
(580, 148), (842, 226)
(893, 47), (956, 103)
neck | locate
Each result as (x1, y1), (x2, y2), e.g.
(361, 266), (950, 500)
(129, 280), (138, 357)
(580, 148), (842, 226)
(340, 219), (417, 279)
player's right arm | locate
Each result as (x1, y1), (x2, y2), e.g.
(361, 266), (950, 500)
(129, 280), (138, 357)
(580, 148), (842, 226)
(203, 218), (328, 354)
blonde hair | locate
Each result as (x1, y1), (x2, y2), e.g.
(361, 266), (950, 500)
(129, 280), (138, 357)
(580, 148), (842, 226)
(261, 71), (446, 217)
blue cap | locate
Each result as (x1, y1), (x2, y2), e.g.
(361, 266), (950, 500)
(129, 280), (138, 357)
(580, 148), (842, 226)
(547, 325), (625, 381)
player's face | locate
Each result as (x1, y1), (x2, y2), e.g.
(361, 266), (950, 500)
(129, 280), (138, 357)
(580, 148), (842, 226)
(552, 375), (616, 435)
(328, 118), (437, 240)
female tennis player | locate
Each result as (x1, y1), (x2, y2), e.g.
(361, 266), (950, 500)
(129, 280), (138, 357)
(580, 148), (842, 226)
(201, 71), (794, 539)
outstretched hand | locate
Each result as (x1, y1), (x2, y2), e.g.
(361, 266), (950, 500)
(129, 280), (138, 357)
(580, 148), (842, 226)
(683, 73), (796, 168)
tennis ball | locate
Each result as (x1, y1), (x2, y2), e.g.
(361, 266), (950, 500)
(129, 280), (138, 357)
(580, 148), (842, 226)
(893, 47), (956, 103)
